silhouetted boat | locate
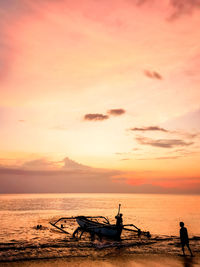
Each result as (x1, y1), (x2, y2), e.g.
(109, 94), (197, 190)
(76, 216), (120, 238)
(49, 205), (151, 240)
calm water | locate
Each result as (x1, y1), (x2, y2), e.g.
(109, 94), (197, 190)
(0, 193), (200, 263)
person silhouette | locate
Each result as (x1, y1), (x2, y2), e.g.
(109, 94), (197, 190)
(179, 222), (193, 257)
(115, 213), (123, 240)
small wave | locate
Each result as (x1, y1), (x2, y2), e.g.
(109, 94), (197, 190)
(1, 235), (200, 263)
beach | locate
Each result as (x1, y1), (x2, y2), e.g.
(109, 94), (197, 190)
(1, 254), (200, 267)
(0, 193), (200, 266)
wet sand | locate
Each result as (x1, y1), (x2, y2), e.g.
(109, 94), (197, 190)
(1, 236), (200, 267)
(0, 254), (200, 267)
(1, 234), (200, 266)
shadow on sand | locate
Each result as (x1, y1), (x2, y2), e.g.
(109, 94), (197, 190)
(182, 256), (194, 267)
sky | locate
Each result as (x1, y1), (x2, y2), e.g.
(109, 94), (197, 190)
(0, 0), (200, 193)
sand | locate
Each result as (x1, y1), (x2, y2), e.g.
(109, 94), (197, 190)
(0, 254), (199, 267)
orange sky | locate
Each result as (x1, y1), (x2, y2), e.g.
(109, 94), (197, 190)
(0, 0), (200, 193)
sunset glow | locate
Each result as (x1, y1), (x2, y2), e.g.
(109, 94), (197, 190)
(1, 0), (200, 193)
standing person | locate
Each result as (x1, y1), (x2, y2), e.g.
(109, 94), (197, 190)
(179, 222), (193, 256)
(115, 213), (123, 240)
(115, 213), (123, 228)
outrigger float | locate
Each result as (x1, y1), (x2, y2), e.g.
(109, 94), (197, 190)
(49, 204), (151, 240)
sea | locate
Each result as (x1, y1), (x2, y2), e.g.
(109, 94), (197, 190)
(0, 193), (200, 265)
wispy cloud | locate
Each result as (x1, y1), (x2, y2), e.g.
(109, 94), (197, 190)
(144, 70), (162, 80)
(107, 108), (126, 116)
(178, 131), (200, 139)
(84, 113), (109, 121)
(84, 108), (125, 121)
(136, 136), (193, 148)
(169, 0), (200, 20)
(130, 126), (168, 132)
(139, 156), (182, 160)
(134, 0), (200, 20)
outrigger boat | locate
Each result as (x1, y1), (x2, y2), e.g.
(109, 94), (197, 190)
(49, 204), (151, 240)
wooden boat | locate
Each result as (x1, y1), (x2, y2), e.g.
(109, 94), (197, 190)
(76, 216), (121, 238)
(49, 205), (151, 240)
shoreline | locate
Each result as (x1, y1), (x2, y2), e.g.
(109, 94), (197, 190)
(1, 236), (199, 264)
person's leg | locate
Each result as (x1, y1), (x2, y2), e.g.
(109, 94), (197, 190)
(181, 243), (185, 255)
(186, 243), (193, 256)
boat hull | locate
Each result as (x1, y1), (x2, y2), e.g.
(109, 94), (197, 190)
(76, 216), (121, 238)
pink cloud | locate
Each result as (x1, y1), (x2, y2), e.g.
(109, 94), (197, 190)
(126, 177), (200, 191)
(84, 113), (109, 121)
(107, 108), (126, 116)
(1, 156), (200, 194)
(144, 70), (163, 80)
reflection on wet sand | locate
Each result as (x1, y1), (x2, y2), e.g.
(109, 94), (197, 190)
(1, 255), (200, 267)
(182, 256), (194, 267)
